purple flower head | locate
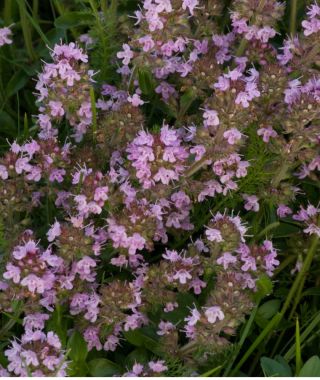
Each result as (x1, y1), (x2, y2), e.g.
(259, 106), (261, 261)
(204, 306), (225, 324)
(0, 26), (13, 46)
(46, 220), (61, 242)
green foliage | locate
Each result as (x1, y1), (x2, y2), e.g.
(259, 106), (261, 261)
(260, 356), (292, 377)
(88, 358), (121, 376)
(298, 356), (320, 377)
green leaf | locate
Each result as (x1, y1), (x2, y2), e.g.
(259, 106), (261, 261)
(54, 12), (95, 29)
(138, 68), (155, 95)
(299, 356), (320, 377)
(272, 222), (301, 238)
(179, 88), (197, 117)
(88, 358), (120, 377)
(164, 292), (197, 325)
(254, 274), (273, 301)
(67, 360), (89, 377)
(261, 356), (292, 377)
(0, 111), (16, 136)
(123, 328), (162, 356)
(46, 306), (68, 346)
(6, 70), (29, 98)
(126, 348), (149, 368)
(67, 331), (88, 362)
(257, 299), (281, 320)
(255, 299), (281, 328)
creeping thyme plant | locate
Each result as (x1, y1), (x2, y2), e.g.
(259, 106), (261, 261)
(0, 0), (319, 377)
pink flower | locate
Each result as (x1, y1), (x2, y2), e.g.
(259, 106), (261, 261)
(184, 307), (201, 326)
(182, 0), (199, 15)
(76, 256), (97, 279)
(154, 167), (178, 184)
(205, 228), (223, 242)
(94, 186), (109, 203)
(257, 127), (278, 143)
(155, 0), (173, 13)
(148, 360), (167, 373)
(163, 249), (180, 262)
(138, 35), (155, 51)
(127, 233), (146, 255)
(49, 168), (65, 183)
(302, 18), (320, 36)
(43, 356), (60, 371)
(21, 350), (39, 367)
(0, 164), (8, 180)
(104, 335), (120, 351)
(3, 263), (21, 284)
(47, 332), (62, 350)
(0, 26), (13, 46)
(243, 194), (260, 212)
(23, 313), (49, 331)
(47, 220), (61, 242)
(84, 327), (102, 351)
(128, 93), (144, 107)
(49, 100), (64, 117)
(235, 91), (250, 107)
(277, 204), (292, 218)
(304, 224), (320, 236)
(155, 81), (176, 100)
(204, 306), (225, 323)
(164, 302), (178, 312)
(15, 157), (31, 174)
(20, 274), (45, 294)
(117, 44), (133, 65)
(157, 321), (175, 336)
(223, 128), (242, 145)
(216, 252), (237, 269)
(173, 269), (192, 284)
(203, 109), (219, 127)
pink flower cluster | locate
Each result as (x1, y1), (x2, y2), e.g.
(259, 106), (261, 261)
(35, 42), (94, 141)
(293, 204), (320, 237)
(125, 125), (189, 189)
(302, 3), (320, 36)
(123, 360), (168, 376)
(4, 313), (66, 376)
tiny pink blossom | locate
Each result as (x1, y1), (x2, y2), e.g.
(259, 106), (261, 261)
(0, 26), (13, 46)
(117, 44), (133, 65)
(205, 228), (223, 242)
(148, 360), (167, 373)
(257, 126), (278, 143)
(0, 164), (8, 180)
(223, 128), (242, 145)
(243, 194), (260, 212)
(128, 93), (144, 107)
(277, 204), (292, 218)
(47, 220), (61, 242)
(203, 109), (219, 127)
(204, 306), (225, 323)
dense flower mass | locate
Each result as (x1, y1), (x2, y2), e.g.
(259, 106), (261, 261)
(0, 0), (319, 377)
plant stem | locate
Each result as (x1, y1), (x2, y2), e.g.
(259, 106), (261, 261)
(271, 233), (319, 357)
(223, 303), (260, 376)
(90, 87), (97, 142)
(289, 0), (298, 36)
(253, 221), (280, 242)
(295, 317), (302, 375)
(17, 0), (36, 61)
(230, 232), (319, 374)
(230, 313), (282, 376)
